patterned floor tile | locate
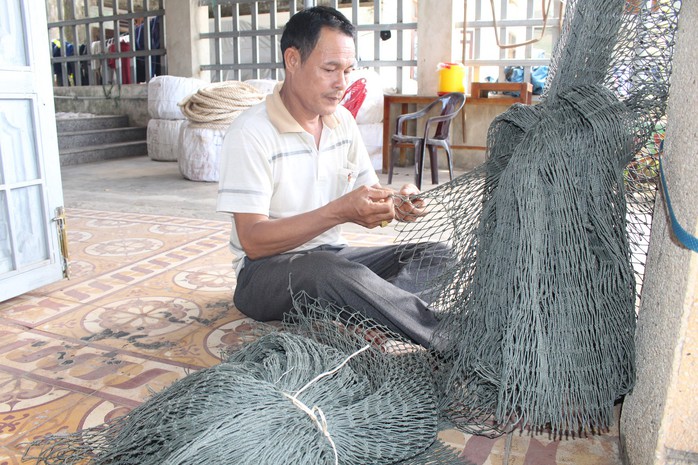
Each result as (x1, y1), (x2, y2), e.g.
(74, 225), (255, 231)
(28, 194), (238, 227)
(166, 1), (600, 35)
(4, 392), (134, 460)
(2, 390), (95, 448)
(169, 247), (239, 276)
(153, 314), (255, 367)
(34, 300), (204, 358)
(0, 294), (80, 328)
(44, 240), (227, 306)
(0, 446), (26, 465)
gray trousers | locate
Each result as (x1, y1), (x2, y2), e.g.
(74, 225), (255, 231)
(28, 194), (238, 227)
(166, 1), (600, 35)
(233, 243), (449, 348)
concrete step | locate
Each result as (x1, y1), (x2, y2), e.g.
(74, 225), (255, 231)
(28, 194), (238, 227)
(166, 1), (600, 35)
(56, 114), (146, 165)
(58, 127), (147, 150)
(56, 114), (129, 133)
(59, 140), (148, 166)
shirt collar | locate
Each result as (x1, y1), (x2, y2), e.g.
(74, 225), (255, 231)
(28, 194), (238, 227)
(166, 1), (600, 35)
(266, 82), (340, 133)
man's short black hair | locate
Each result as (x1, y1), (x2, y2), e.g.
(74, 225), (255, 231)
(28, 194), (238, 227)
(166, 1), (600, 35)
(280, 6), (355, 67)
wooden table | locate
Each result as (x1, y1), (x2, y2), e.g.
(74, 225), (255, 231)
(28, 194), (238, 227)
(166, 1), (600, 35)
(381, 86), (534, 174)
(470, 82), (533, 105)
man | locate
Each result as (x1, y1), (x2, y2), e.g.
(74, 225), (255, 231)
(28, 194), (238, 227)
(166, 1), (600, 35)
(217, 6), (444, 348)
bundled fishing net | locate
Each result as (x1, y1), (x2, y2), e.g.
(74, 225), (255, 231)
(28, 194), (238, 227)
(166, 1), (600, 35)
(25, 292), (465, 465)
(393, 0), (682, 436)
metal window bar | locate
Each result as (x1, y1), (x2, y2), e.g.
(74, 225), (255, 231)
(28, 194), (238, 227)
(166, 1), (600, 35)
(212, 2), (223, 83)
(249, 3), (260, 80)
(498, 0), (507, 79)
(56, 0), (69, 86)
(81, 0), (91, 85)
(524, 0), (534, 83)
(46, 0), (166, 87)
(396, 0), (403, 91)
(231, 2), (241, 81)
(270, 0), (280, 80)
(71, 1), (80, 85)
(201, 0), (289, 82)
(199, 0), (417, 93)
(373, 0), (380, 68)
(463, 0), (561, 96)
(111, 0), (122, 85)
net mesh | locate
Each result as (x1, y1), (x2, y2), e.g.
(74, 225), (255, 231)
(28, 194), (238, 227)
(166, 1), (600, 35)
(25, 0), (683, 461)
(393, 0), (681, 436)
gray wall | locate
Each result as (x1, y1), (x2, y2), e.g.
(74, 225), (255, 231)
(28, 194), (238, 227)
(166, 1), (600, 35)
(54, 84), (149, 127)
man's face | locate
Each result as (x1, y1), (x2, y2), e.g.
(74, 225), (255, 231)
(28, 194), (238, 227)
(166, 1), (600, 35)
(288, 27), (356, 117)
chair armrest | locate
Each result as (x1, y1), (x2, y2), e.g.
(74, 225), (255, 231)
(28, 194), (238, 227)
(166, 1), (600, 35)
(426, 111), (460, 125)
(394, 99), (443, 135)
(423, 109), (463, 139)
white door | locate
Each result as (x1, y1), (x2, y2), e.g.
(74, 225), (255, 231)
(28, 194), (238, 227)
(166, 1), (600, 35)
(0, 0), (67, 301)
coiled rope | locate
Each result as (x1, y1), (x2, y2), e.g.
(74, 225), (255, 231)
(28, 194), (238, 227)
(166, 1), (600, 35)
(178, 80), (266, 129)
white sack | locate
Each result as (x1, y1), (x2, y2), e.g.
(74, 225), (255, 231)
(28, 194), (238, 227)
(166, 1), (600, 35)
(147, 119), (185, 161)
(178, 122), (226, 182)
(244, 79), (278, 95)
(348, 69), (385, 125)
(148, 75), (208, 120)
(358, 122), (384, 171)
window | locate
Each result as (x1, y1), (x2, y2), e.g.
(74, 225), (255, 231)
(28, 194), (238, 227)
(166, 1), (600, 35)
(458, 0), (563, 96)
(197, 0), (561, 95)
(200, 0), (418, 93)
(46, 0), (165, 86)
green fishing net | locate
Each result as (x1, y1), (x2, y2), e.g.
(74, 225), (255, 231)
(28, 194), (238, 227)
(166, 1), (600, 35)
(394, 0), (681, 435)
(26, 0), (682, 462)
(25, 293), (465, 465)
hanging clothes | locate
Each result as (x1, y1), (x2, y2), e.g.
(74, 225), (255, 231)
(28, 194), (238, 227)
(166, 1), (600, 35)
(108, 40), (132, 84)
(78, 44), (90, 85)
(135, 16), (162, 83)
(51, 39), (75, 86)
(90, 40), (103, 85)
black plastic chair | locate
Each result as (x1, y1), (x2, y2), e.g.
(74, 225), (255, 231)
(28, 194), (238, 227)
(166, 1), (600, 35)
(388, 92), (465, 189)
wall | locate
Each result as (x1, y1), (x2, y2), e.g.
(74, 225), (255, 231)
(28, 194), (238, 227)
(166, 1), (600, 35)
(416, 0), (456, 95)
(456, 102), (510, 170)
(164, 0), (210, 81)
(620, 1), (698, 463)
(53, 84), (149, 127)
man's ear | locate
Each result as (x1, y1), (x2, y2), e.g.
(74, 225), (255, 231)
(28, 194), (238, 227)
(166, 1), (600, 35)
(284, 47), (301, 73)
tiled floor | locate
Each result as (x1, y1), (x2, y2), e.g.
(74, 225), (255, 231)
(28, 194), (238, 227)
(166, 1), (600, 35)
(1, 208), (623, 464)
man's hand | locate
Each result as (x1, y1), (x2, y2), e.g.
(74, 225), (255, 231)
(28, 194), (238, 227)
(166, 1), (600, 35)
(235, 185), (399, 260)
(331, 185), (396, 229)
(393, 183), (426, 222)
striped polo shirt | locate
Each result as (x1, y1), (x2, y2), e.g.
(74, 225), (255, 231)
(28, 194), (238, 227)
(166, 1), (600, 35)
(216, 82), (379, 272)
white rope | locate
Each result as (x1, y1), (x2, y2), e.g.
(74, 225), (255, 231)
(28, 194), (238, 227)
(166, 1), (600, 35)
(178, 80), (266, 129)
(282, 345), (371, 465)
